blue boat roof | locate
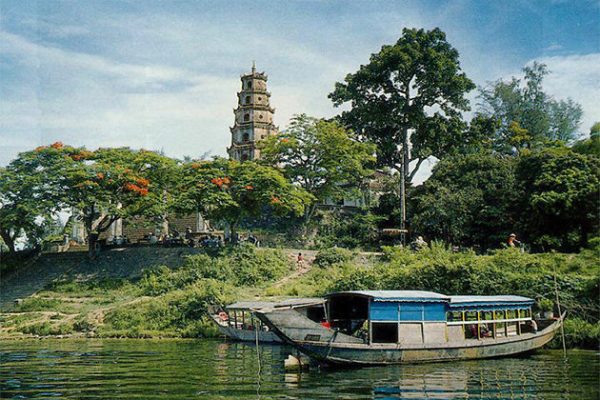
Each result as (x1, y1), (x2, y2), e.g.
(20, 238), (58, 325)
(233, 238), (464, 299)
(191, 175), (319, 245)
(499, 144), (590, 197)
(327, 290), (450, 302)
(326, 291), (534, 306)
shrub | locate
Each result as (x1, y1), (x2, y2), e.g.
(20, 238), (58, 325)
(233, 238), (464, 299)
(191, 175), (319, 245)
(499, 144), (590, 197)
(314, 247), (354, 268)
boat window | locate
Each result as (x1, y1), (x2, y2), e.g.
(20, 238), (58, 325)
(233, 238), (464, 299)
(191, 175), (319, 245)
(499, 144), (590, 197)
(506, 309), (517, 319)
(464, 311), (478, 339)
(447, 311), (462, 321)
(495, 310), (506, 337)
(306, 306), (325, 323)
(520, 308), (531, 318)
(479, 311), (494, 339)
(371, 322), (398, 343)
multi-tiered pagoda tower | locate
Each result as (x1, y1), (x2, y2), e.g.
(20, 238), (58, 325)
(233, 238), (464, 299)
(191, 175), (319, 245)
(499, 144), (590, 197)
(227, 63), (278, 161)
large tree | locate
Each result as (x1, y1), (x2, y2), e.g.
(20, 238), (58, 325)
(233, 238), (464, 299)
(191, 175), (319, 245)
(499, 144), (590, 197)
(411, 153), (518, 250)
(515, 148), (599, 251)
(329, 27), (476, 183)
(14, 144), (175, 257)
(174, 158), (311, 241)
(259, 114), (375, 225)
(478, 62), (584, 152)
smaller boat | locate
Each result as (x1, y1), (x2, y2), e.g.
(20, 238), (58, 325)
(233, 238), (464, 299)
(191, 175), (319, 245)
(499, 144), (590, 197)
(209, 298), (324, 343)
(254, 290), (564, 365)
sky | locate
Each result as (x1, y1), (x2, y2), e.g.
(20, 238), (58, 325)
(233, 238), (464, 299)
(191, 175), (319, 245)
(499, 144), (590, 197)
(1, 0), (599, 183)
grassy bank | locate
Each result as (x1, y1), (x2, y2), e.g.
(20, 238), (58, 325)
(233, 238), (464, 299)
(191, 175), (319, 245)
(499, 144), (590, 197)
(1, 243), (598, 349)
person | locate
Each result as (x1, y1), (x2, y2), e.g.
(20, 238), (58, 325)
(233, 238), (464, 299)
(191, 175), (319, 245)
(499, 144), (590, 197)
(296, 252), (305, 270)
(507, 233), (521, 248)
(411, 235), (428, 251)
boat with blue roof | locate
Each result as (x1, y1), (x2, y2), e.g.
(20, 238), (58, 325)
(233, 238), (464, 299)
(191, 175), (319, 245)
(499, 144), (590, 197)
(254, 290), (564, 365)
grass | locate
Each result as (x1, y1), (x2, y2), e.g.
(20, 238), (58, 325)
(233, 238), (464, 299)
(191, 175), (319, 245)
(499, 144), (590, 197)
(1, 243), (598, 349)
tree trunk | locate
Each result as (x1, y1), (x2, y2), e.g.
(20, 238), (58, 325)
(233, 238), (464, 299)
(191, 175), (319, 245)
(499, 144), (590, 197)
(0, 230), (16, 254)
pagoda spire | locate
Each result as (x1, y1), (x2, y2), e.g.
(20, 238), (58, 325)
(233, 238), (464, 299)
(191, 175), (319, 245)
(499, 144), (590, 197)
(252, 60), (256, 74)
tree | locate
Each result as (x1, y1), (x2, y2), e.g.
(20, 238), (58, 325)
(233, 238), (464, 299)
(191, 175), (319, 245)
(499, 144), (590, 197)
(0, 164), (57, 253)
(515, 148), (599, 251)
(478, 62), (583, 152)
(411, 153), (517, 250)
(329, 28), (476, 237)
(259, 114), (375, 225)
(14, 143), (175, 258)
(174, 158), (311, 241)
(329, 28), (476, 183)
(572, 122), (600, 156)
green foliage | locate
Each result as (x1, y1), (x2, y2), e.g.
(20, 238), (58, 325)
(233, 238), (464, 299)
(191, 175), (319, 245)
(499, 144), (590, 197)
(478, 62), (583, 151)
(411, 147), (599, 252)
(259, 114), (375, 224)
(315, 211), (383, 249)
(20, 321), (74, 336)
(411, 152), (517, 249)
(314, 247), (355, 268)
(515, 148), (599, 251)
(330, 27), (476, 181)
(103, 279), (232, 337)
(537, 298), (554, 312)
(139, 245), (290, 296)
(173, 158), (311, 237)
(554, 318), (600, 349)
(14, 297), (76, 314)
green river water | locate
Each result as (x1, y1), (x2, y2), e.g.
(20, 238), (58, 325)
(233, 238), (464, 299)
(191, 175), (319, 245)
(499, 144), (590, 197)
(0, 339), (598, 399)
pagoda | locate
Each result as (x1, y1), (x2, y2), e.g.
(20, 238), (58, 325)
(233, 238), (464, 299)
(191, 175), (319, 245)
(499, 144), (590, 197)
(227, 63), (278, 161)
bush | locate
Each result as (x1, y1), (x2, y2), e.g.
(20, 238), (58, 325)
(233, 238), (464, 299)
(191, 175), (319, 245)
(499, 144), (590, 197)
(20, 321), (74, 336)
(314, 248), (354, 268)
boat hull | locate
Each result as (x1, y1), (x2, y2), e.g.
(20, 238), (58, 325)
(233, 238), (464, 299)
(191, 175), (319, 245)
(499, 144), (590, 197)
(255, 309), (563, 366)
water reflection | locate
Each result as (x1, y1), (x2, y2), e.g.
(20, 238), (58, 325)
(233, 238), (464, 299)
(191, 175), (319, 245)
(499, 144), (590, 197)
(0, 339), (597, 399)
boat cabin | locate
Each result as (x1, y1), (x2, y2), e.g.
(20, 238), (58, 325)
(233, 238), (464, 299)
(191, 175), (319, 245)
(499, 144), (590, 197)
(326, 291), (536, 344)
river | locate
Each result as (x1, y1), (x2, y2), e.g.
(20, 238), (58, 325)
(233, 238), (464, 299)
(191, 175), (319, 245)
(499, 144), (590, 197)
(0, 339), (598, 399)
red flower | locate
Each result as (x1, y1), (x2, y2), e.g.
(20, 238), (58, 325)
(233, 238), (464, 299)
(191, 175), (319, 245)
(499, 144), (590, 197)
(222, 177), (231, 185)
(136, 177), (150, 187)
(50, 142), (64, 149)
(34, 146), (47, 152)
(281, 138), (289, 143)
(139, 188), (149, 196)
(244, 185), (254, 190)
(124, 183), (141, 192)
(270, 196), (281, 204)
(211, 177), (224, 187)
(96, 172), (105, 180)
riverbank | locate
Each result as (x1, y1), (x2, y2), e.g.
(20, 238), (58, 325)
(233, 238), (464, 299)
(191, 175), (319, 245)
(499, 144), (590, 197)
(0, 244), (598, 349)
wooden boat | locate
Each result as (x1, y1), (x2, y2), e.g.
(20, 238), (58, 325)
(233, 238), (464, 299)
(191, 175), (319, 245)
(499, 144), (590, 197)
(254, 290), (564, 365)
(209, 298), (324, 343)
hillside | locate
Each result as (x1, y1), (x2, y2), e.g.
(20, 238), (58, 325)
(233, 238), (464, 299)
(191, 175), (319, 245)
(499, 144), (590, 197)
(0, 244), (597, 349)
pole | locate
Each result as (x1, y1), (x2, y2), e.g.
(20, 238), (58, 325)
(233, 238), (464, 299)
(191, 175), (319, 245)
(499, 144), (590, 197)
(553, 268), (567, 359)
(399, 164), (406, 247)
